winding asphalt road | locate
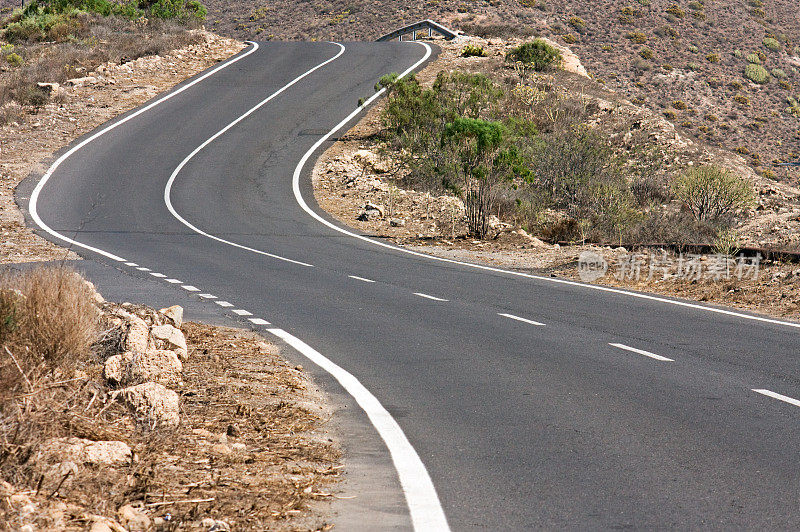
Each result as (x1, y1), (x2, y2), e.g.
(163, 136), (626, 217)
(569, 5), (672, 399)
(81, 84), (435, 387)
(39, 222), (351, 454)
(21, 41), (800, 529)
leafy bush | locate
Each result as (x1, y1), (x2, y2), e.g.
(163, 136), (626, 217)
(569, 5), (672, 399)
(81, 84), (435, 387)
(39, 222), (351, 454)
(746, 53), (761, 64)
(5, 52), (23, 66)
(461, 44), (487, 57)
(568, 16), (585, 31)
(505, 39), (562, 71)
(671, 165), (755, 221)
(744, 63), (770, 83)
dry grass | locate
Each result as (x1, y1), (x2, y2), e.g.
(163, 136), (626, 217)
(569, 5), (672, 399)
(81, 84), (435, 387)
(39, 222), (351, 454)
(0, 15), (202, 125)
(0, 266), (98, 390)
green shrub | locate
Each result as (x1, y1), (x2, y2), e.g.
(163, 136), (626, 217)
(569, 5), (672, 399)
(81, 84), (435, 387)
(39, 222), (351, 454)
(687, 62), (699, 71)
(505, 39), (562, 71)
(734, 49), (743, 58)
(746, 53), (761, 64)
(729, 80), (743, 90)
(771, 68), (786, 79)
(672, 100), (687, 110)
(561, 33), (577, 44)
(688, 44), (699, 53)
(733, 93), (751, 105)
(705, 53), (720, 63)
(568, 16), (585, 31)
(639, 47), (653, 59)
(461, 44), (487, 57)
(762, 37), (780, 52)
(672, 165), (755, 221)
(744, 63), (770, 83)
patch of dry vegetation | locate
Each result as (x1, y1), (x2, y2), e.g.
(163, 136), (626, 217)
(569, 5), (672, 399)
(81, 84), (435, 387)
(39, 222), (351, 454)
(0, 266), (339, 530)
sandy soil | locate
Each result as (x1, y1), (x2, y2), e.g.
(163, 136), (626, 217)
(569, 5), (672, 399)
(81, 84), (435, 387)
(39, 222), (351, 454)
(0, 31), (244, 264)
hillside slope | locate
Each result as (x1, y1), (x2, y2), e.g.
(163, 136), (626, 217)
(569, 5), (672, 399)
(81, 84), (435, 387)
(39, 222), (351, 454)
(202, 0), (800, 184)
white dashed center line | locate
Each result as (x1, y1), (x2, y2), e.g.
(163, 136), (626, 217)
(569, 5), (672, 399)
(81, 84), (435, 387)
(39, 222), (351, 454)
(166, 278), (182, 284)
(199, 294), (217, 299)
(753, 389), (800, 408)
(182, 285), (200, 291)
(232, 309), (252, 316)
(498, 313), (545, 326)
(349, 275), (376, 283)
(248, 318), (270, 325)
(215, 301), (234, 308)
(413, 292), (449, 302)
(150, 272), (166, 278)
(137, 267), (151, 272)
(610, 343), (674, 362)
(124, 262), (138, 267)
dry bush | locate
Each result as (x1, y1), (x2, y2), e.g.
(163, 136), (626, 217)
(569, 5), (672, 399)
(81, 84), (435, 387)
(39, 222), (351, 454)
(0, 266), (98, 388)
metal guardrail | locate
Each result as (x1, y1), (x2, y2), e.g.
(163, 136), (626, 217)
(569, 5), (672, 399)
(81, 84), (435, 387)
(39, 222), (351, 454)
(376, 19), (459, 42)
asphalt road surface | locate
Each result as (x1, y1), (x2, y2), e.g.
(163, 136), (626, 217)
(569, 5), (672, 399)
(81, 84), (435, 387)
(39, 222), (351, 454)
(22, 41), (800, 530)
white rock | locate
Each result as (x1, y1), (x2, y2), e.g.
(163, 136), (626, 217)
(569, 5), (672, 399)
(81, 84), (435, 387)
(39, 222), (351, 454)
(150, 324), (187, 360)
(106, 350), (182, 385)
(158, 305), (183, 327)
(65, 76), (98, 87)
(116, 382), (180, 427)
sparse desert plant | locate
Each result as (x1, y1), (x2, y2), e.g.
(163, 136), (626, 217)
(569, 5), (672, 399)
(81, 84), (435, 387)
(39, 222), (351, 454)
(706, 53), (720, 63)
(712, 228), (740, 256)
(505, 39), (562, 71)
(664, 110), (677, 119)
(734, 49), (743, 58)
(461, 44), (487, 57)
(626, 31), (647, 44)
(665, 4), (685, 18)
(689, 44), (699, 53)
(734, 93), (751, 105)
(639, 47), (654, 59)
(5, 52), (22, 66)
(672, 100), (687, 109)
(771, 68), (786, 79)
(671, 165), (755, 221)
(763, 37), (780, 52)
(744, 63), (770, 83)
(746, 53), (761, 64)
(687, 62), (699, 71)
(561, 33), (577, 44)
(568, 16), (586, 32)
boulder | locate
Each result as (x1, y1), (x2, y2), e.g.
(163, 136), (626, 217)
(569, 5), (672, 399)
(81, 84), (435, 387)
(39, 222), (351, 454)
(116, 382), (180, 427)
(158, 305), (183, 327)
(150, 324), (187, 360)
(389, 218), (406, 227)
(65, 76), (98, 87)
(37, 437), (131, 466)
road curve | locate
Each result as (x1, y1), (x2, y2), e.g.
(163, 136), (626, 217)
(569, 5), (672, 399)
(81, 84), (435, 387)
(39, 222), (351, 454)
(25, 41), (800, 529)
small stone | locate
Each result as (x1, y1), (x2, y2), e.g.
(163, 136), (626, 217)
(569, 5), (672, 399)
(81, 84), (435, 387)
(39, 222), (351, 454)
(158, 305), (183, 327)
(90, 522), (113, 532)
(389, 218), (406, 227)
(226, 423), (240, 437)
(209, 443), (231, 455)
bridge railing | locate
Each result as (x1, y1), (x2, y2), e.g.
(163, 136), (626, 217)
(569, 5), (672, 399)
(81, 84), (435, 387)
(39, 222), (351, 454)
(376, 19), (459, 42)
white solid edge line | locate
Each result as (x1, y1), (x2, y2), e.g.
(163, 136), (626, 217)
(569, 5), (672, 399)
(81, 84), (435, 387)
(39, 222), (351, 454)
(609, 343), (674, 362)
(414, 292), (449, 302)
(162, 43), (349, 269)
(267, 327), (450, 531)
(349, 275), (376, 283)
(752, 389), (800, 408)
(28, 42), (261, 262)
(289, 42), (800, 332)
(498, 313), (545, 326)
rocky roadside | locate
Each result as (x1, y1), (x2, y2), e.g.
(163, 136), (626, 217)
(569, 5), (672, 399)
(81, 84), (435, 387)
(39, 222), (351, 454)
(1, 280), (340, 530)
(1, 30), (245, 264)
(312, 35), (800, 322)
